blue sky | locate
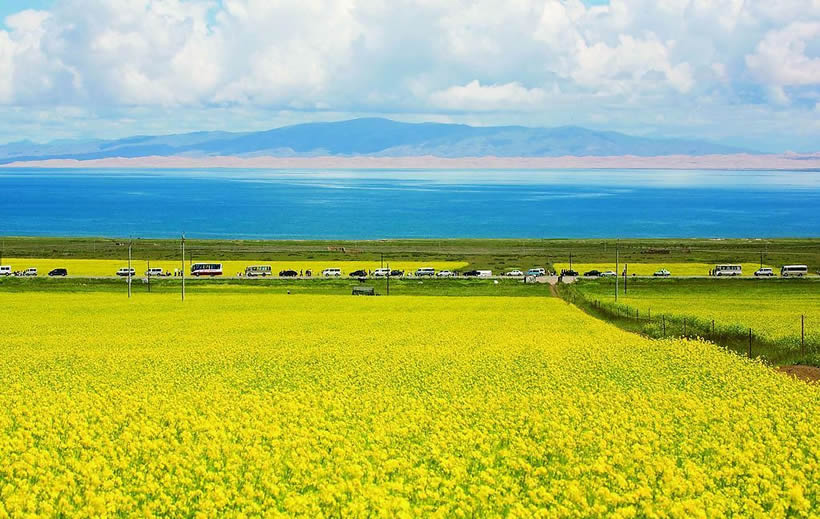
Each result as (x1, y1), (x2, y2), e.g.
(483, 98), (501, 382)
(0, 0), (818, 152)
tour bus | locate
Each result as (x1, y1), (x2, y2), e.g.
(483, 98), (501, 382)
(713, 264), (742, 276)
(781, 265), (808, 277)
(245, 265), (272, 277)
(191, 263), (223, 277)
(0, 265), (11, 276)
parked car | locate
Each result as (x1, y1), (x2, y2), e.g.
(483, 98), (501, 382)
(279, 269), (298, 277)
(373, 268), (391, 277)
(322, 268), (342, 277)
(653, 269), (671, 277)
(754, 267), (775, 277)
(48, 268), (68, 277)
(600, 271), (616, 277)
(116, 267), (136, 277)
(583, 270), (601, 277)
(436, 270), (454, 277)
(506, 270), (524, 277)
(145, 267), (165, 277)
(527, 268), (546, 277)
(561, 269), (579, 276)
(22, 267), (37, 277)
(349, 269), (368, 278)
(462, 270), (481, 277)
(415, 267), (435, 277)
(390, 270), (404, 277)
(0, 265), (11, 276)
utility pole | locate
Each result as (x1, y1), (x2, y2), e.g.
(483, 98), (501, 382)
(181, 233), (186, 302)
(624, 263), (628, 295)
(615, 240), (619, 303)
(147, 258), (151, 293)
(569, 251), (573, 272)
(386, 263), (390, 296)
(128, 239), (132, 298)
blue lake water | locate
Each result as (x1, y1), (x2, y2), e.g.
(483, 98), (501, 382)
(1, 168), (818, 239)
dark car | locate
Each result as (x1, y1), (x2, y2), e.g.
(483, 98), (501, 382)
(584, 270), (601, 277)
(349, 269), (368, 278)
(462, 270), (481, 277)
(279, 270), (298, 277)
(389, 270), (404, 277)
(561, 269), (579, 276)
(48, 268), (68, 277)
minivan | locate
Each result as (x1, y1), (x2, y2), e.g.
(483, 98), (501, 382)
(116, 267), (136, 277)
(23, 268), (37, 277)
(373, 268), (391, 277)
(145, 267), (164, 277)
(322, 268), (342, 277)
(415, 267), (435, 277)
(527, 268), (546, 277)
(0, 265), (11, 276)
(48, 268), (68, 277)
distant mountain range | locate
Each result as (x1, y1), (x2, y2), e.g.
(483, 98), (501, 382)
(0, 118), (754, 164)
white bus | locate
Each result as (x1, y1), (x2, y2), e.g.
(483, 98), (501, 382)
(713, 264), (742, 276)
(245, 265), (272, 277)
(781, 265), (808, 277)
(191, 263), (223, 277)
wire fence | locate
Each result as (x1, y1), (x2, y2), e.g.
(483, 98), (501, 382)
(557, 284), (818, 365)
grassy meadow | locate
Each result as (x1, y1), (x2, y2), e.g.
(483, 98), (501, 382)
(0, 292), (817, 517)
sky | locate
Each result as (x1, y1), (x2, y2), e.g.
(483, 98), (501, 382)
(0, 0), (818, 152)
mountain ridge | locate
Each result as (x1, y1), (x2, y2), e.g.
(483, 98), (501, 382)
(0, 118), (754, 164)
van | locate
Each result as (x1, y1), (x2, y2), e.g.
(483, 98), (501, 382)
(48, 268), (67, 277)
(477, 270), (493, 278)
(116, 267), (136, 277)
(0, 266), (11, 276)
(322, 268), (342, 277)
(145, 267), (164, 277)
(415, 267), (435, 277)
(781, 265), (808, 277)
(373, 268), (391, 277)
(527, 268), (546, 277)
(23, 268), (37, 277)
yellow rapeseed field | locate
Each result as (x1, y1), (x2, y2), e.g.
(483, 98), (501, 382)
(1, 259), (467, 277)
(0, 293), (817, 517)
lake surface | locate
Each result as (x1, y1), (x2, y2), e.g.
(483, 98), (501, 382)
(1, 168), (818, 239)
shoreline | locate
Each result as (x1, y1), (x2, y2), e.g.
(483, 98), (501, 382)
(2, 153), (820, 170)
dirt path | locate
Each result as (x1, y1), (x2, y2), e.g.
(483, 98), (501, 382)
(777, 365), (820, 384)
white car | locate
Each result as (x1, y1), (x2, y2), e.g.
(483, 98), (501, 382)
(506, 270), (524, 276)
(322, 268), (342, 277)
(415, 267), (436, 277)
(436, 270), (454, 277)
(22, 267), (37, 277)
(372, 268), (391, 277)
(145, 267), (165, 277)
(116, 267), (136, 277)
(526, 268), (546, 277)
(754, 268), (775, 277)
(653, 269), (671, 277)
(600, 271), (616, 277)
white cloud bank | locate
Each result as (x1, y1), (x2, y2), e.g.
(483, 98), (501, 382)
(0, 0), (818, 150)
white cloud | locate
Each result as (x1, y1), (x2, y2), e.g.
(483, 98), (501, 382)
(0, 0), (816, 150)
(745, 22), (820, 86)
(430, 80), (547, 111)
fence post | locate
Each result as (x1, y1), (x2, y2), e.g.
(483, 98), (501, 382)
(748, 328), (752, 358)
(662, 315), (666, 337)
